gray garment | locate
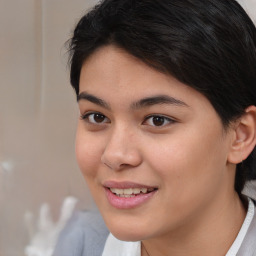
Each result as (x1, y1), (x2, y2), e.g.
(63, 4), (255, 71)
(54, 202), (256, 256)
(53, 210), (109, 256)
(237, 201), (256, 256)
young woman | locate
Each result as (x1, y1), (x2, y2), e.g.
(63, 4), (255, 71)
(54, 0), (256, 255)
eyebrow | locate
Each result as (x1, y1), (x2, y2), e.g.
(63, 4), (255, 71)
(77, 92), (111, 109)
(77, 92), (188, 110)
(131, 95), (189, 109)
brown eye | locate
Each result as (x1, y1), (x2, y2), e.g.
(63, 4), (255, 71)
(93, 113), (106, 123)
(143, 115), (175, 127)
(81, 112), (110, 124)
(152, 116), (165, 126)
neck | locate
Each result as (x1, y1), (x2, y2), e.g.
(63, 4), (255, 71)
(142, 192), (247, 256)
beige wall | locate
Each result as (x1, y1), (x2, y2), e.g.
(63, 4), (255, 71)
(239, 0), (256, 23)
(0, 1), (97, 255)
(0, 0), (255, 255)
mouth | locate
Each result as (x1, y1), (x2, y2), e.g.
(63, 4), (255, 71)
(108, 187), (157, 198)
(103, 181), (158, 209)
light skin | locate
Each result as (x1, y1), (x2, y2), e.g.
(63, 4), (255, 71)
(76, 45), (256, 256)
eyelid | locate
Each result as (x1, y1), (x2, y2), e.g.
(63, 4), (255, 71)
(80, 111), (110, 124)
(143, 114), (176, 127)
(80, 111), (97, 120)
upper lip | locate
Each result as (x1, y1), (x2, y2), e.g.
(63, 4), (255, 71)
(103, 180), (157, 189)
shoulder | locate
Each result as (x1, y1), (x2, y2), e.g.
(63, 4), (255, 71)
(53, 210), (109, 256)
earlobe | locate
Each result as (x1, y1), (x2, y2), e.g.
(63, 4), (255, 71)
(228, 106), (256, 164)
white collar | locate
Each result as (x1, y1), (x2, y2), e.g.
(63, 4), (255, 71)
(102, 235), (140, 256)
(102, 199), (255, 256)
(226, 198), (254, 256)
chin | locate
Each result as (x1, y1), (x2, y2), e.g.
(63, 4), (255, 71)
(110, 229), (146, 242)
(105, 218), (149, 242)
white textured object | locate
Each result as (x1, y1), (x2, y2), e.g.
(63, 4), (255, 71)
(24, 196), (78, 256)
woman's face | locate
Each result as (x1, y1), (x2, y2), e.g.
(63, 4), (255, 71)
(76, 45), (235, 241)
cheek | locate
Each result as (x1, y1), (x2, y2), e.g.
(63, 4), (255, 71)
(146, 127), (229, 201)
(75, 128), (103, 179)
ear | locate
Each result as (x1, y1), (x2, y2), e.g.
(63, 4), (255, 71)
(228, 106), (256, 164)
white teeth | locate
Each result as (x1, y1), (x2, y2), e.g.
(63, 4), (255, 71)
(123, 188), (133, 195)
(110, 187), (155, 197)
(141, 188), (147, 193)
(114, 188), (123, 195)
(133, 188), (140, 194)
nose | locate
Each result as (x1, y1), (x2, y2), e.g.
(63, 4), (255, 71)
(101, 126), (142, 171)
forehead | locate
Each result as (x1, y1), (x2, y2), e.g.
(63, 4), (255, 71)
(80, 45), (167, 92)
(79, 45), (211, 111)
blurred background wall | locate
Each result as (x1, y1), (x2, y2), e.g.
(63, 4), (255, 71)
(0, 0), (255, 255)
(0, 1), (98, 255)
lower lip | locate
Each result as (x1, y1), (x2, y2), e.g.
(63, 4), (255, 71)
(105, 188), (157, 209)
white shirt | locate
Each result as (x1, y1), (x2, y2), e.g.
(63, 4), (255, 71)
(102, 199), (255, 256)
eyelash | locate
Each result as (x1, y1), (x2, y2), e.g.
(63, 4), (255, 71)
(80, 112), (176, 127)
(143, 115), (175, 127)
(80, 112), (110, 124)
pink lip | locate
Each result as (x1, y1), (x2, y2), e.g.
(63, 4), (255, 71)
(103, 181), (158, 209)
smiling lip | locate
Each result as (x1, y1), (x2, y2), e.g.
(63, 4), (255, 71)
(103, 181), (158, 209)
